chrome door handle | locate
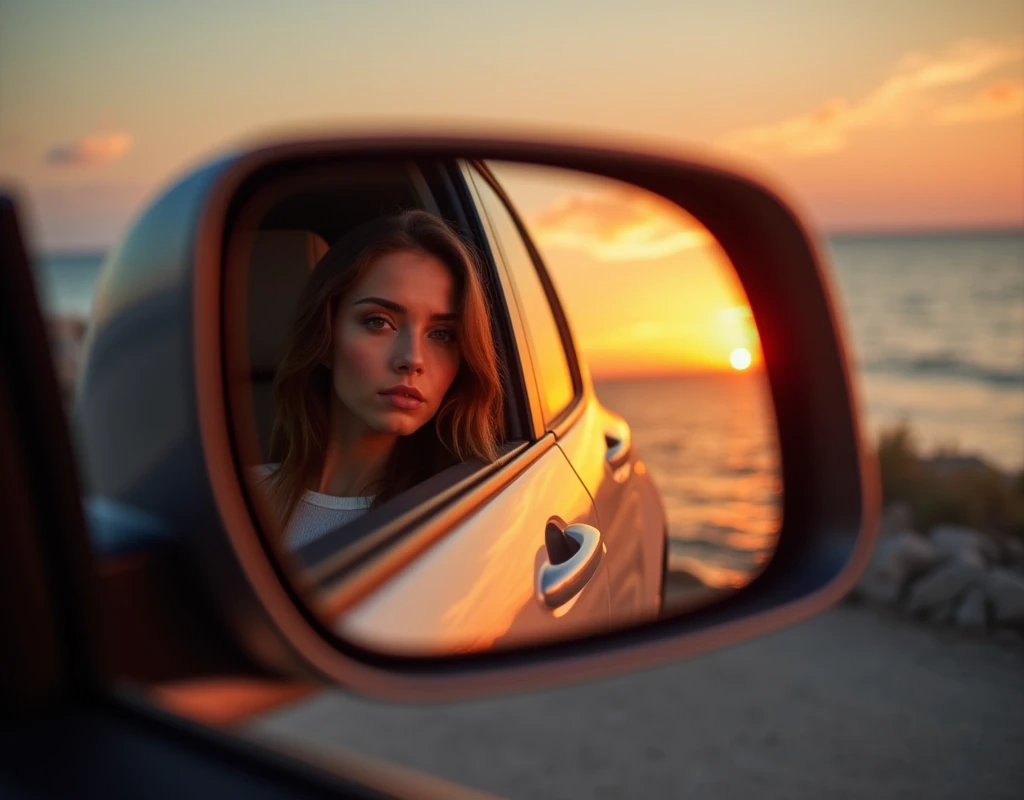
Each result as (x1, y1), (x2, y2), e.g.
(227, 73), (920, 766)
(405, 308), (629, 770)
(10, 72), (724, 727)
(537, 523), (603, 609)
(605, 421), (631, 468)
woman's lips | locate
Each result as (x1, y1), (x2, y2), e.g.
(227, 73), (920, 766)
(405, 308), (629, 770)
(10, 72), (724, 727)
(379, 390), (425, 410)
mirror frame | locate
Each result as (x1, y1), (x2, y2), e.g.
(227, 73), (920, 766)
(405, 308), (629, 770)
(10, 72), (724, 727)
(74, 130), (879, 700)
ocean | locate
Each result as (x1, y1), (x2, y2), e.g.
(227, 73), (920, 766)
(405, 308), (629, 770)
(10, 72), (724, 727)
(826, 231), (1024, 474)
(596, 372), (782, 588)
(31, 231), (1024, 587)
(34, 251), (107, 320)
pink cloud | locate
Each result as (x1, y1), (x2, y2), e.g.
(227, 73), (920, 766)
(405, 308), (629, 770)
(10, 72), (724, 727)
(530, 187), (712, 262)
(46, 131), (134, 167)
(720, 38), (1024, 158)
(932, 81), (1024, 125)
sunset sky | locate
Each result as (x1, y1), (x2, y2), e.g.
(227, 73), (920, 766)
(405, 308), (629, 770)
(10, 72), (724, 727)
(490, 163), (759, 375)
(1, 2), (1021, 375)
(1, 1), (1021, 252)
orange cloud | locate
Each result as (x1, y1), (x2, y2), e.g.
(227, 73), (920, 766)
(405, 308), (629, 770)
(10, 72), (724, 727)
(721, 38), (1024, 157)
(46, 131), (133, 166)
(932, 81), (1024, 125)
(529, 186), (712, 261)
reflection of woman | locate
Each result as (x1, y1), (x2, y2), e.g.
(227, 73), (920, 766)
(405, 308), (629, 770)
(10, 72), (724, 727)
(257, 210), (503, 551)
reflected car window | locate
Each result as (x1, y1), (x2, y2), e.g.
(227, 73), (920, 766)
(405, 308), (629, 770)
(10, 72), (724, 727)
(467, 165), (577, 426)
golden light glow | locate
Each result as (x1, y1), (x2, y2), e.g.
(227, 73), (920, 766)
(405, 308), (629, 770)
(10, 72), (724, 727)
(730, 348), (753, 370)
(490, 165), (767, 379)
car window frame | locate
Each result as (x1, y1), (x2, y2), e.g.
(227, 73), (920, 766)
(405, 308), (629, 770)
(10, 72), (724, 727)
(461, 160), (585, 436)
(434, 159), (541, 444)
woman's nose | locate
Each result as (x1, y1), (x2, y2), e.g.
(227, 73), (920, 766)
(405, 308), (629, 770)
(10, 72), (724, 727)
(392, 332), (424, 374)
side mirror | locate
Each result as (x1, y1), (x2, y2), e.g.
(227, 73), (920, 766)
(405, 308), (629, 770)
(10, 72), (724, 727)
(75, 132), (878, 700)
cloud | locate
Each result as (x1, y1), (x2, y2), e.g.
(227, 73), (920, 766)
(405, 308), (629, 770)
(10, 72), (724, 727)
(46, 131), (134, 166)
(529, 187), (712, 262)
(720, 38), (1024, 158)
(932, 81), (1024, 125)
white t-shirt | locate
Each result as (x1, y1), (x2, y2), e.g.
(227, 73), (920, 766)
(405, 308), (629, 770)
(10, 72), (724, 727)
(250, 464), (374, 552)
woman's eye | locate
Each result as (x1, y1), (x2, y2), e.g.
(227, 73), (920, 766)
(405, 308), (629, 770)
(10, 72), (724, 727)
(429, 328), (457, 344)
(363, 315), (392, 331)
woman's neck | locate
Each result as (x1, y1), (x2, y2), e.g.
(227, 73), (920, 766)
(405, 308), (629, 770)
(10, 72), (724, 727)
(317, 413), (396, 497)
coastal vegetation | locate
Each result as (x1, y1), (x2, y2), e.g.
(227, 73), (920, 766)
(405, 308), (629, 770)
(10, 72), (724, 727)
(877, 421), (1024, 541)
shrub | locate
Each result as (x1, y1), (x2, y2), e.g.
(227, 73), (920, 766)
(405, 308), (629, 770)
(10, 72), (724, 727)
(877, 422), (1024, 540)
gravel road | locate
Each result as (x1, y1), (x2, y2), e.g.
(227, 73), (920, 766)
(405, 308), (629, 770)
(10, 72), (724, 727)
(251, 604), (1024, 799)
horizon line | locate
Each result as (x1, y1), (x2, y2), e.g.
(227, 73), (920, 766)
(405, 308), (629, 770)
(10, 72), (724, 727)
(592, 366), (767, 381)
(824, 222), (1024, 239)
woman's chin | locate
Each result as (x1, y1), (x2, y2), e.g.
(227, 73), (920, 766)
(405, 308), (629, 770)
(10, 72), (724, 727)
(371, 411), (425, 437)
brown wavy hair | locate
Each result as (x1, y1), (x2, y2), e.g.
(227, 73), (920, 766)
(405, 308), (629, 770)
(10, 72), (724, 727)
(265, 210), (504, 532)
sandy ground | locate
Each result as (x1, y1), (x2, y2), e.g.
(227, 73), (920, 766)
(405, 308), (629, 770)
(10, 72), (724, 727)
(250, 604), (1024, 800)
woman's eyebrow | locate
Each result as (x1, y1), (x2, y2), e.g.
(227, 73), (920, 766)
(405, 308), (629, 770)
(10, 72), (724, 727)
(353, 296), (457, 321)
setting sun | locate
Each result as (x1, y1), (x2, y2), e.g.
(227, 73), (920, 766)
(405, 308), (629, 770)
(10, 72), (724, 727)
(730, 348), (753, 371)
(491, 167), (769, 378)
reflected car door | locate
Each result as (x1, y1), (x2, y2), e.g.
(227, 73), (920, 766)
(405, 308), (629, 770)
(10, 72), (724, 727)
(465, 162), (665, 625)
(338, 432), (613, 654)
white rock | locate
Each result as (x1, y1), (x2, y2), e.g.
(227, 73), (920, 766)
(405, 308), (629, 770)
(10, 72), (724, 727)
(930, 524), (999, 564)
(905, 561), (985, 617)
(954, 588), (988, 630)
(856, 532), (939, 605)
(985, 569), (1024, 627)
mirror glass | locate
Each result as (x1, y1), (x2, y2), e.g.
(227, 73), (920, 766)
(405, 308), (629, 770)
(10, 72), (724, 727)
(224, 157), (782, 657)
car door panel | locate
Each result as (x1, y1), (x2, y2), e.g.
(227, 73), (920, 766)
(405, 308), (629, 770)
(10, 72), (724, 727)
(557, 400), (665, 625)
(462, 163), (666, 624)
(337, 437), (612, 655)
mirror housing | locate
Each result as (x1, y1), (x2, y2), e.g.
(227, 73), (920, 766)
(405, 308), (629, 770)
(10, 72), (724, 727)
(76, 131), (879, 700)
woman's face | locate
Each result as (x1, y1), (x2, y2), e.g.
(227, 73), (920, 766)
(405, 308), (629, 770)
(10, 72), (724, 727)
(328, 249), (462, 440)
